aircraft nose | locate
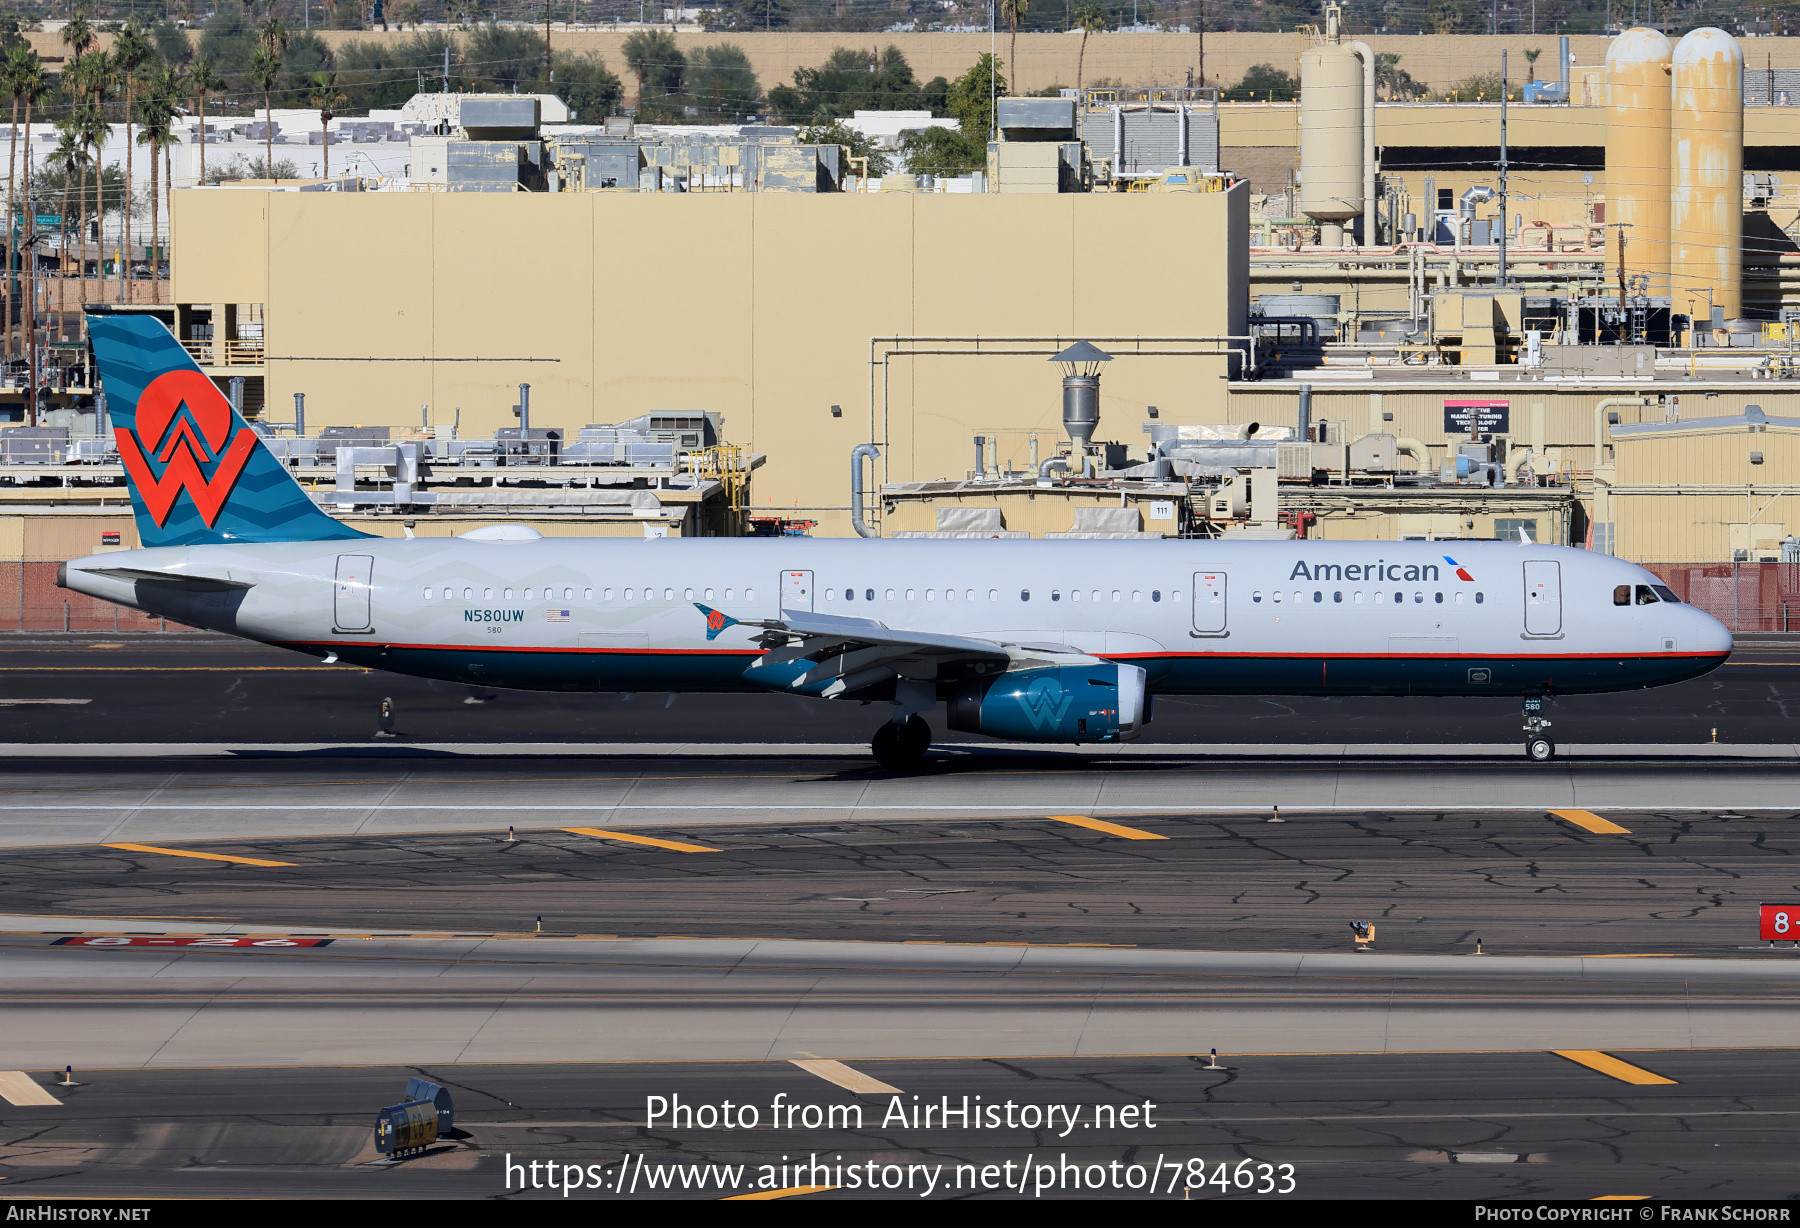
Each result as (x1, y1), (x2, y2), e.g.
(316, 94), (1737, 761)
(1696, 608), (1734, 656)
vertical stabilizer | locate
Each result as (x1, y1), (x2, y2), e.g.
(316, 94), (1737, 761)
(88, 313), (370, 546)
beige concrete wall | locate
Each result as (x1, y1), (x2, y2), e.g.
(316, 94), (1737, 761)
(170, 183), (1248, 536)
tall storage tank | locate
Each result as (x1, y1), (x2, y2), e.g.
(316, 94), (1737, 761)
(1670, 27), (1744, 325)
(1298, 42), (1364, 247)
(1605, 29), (1673, 294)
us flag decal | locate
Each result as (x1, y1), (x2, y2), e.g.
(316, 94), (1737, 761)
(547, 609), (571, 623)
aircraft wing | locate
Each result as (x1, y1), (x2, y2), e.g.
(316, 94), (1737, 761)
(696, 603), (1097, 699)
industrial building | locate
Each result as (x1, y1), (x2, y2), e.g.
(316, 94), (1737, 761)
(5, 18), (1800, 637)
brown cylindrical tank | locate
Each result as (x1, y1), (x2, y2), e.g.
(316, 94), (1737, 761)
(1670, 27), (1744, 325)
(1298, 42), (1363, 247)
(1605, 29), (1673, 295)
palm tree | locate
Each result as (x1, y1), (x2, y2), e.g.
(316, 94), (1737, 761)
(1073, 0), (1105, 93)
(13, 53), (46, 420)
(1000, 0), (1029, 99)
(2, 45), (35, 363)
(138, 67), (180, 278)
(111, 22), (153, 297)
(60, 10), (94, 64)
(308, 71), (346, 181)
(187, 59), (220, 186)
(1523, 47), (1542, 84)
(258, 15), (290, 59)
(402, 2), (424, 29)
(48, 126), (85, 295)
(248, 48), (282, 183)
(73, 99), (107, 301)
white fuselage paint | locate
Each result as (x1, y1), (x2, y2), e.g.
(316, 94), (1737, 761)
(60, 536), (1732, 700)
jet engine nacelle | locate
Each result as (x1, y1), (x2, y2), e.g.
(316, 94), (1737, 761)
(946, 662), (1147, 743)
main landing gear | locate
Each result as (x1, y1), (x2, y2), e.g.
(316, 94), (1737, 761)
(871, 715), (931, 770)
(1522, 695), (1555, 761)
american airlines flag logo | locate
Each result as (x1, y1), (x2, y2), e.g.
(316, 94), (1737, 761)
(546, 609), (571, 623)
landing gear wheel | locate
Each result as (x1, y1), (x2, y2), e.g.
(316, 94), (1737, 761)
(871, 715), (931, 770)
(1526, 735), (1556, 762)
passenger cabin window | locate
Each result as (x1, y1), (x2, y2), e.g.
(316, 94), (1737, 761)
(1614, 584), (1631, 606)
(1636, 584), (1660, 605)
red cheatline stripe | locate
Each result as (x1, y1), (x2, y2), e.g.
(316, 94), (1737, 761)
(281, 641), (1728, 664)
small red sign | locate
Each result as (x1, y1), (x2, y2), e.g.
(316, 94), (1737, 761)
(1760, 905), (1795, 941)
(52, 936), (333, 947)
(100, 531), (120, 546)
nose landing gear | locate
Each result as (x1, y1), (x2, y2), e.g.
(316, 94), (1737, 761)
(1523, 695), (1554, 761)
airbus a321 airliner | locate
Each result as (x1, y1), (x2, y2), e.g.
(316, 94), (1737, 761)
(59, 315), (1732, 766)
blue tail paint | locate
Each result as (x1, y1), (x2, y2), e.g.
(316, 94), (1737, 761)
(89, 313), (369, 547)
(695, 603), (740, 641)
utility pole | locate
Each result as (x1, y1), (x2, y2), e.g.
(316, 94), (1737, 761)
(1499, 50), (1509, 288)
(545, 2), (553, 86)
(1610, 221), (1633, 343)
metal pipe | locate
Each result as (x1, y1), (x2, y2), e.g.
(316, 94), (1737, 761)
(1347, 40), (1377, 247)
(1395, 437), (1431, 471)
(1177, 104), (1190, 167)
(294, 392), (305, 437)
(517, 383), (530, 432)
(1296, 383), (1312, 441)
(1559, 34), (1570, 102)
(1592, 396), (1650, 474)
(1111, 105), (1125, 176)
(973, 434), (986, 477)
(850, 442), (881, 538)
(1037, 456), (1069, 486)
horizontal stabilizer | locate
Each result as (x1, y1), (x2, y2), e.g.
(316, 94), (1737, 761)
(75, 566), (254, 590)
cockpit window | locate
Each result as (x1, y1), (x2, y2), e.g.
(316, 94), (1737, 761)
(1613, 585), (1630, 606)
(1635, 584), (1660, 605)
(1651, 585), (1680, 604)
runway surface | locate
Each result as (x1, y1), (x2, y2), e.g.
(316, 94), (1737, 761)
(8, 1050), (1800, 1199)
(7, 633), (1799, 1200)
(0, 631), (1793, 746)
(6, 930), (1800, 1067)
(1, 751), (1798, 849)
(3, 808), (1797, 955)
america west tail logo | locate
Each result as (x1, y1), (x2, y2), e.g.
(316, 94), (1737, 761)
(694, 603), (740, 641)
(113, 370), (258, 529)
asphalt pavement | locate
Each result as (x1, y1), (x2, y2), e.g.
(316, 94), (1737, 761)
(3, 809), (1797, 955)
(5, 1052), (1800, 1198)
(0, 631), (1793, 746)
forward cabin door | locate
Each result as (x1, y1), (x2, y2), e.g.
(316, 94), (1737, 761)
(1523, 560), (1562, 636)
(334, 554), (374, 633)
(1192, 571), (1227, 636)
(781, 570), (814, 613)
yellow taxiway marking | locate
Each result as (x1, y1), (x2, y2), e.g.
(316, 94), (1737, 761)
(1048, 814), (1168, 841)
(1549, 810), (1632, 835)
(562, 827), (719, 854)
(0, 1071), (61, 1106)
(102, 842), (296, 868)
(790, 1059), (901, 1095)
(722, 1185), (834, 1200)
(1552, 1051), (1678, 1085)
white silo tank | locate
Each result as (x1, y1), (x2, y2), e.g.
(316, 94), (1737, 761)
(1670, 27), (1744, 325)
(1299, 41), (1364, 248)
(1605, 28), (1674, 294)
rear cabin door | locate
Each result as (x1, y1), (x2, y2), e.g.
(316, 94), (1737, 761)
(781, 570), (814, 613)
(1192, 571), (1227, 635)
(334, 554), (374, 632)
(1523, 560), (1562, 636)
